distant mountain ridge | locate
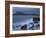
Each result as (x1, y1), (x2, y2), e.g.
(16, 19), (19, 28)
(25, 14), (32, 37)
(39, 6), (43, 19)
(13, 12), (40, 16)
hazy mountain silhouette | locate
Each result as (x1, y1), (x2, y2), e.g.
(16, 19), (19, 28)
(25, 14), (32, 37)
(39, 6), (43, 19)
(13, 12), (40, 16)
(14, 12), (24, 15)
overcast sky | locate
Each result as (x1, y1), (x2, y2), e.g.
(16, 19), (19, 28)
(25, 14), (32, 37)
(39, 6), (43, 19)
(13, 7), (40, 15)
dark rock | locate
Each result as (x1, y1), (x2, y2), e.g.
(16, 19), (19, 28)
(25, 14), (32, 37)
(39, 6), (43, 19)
(21, 24), (27, 30)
